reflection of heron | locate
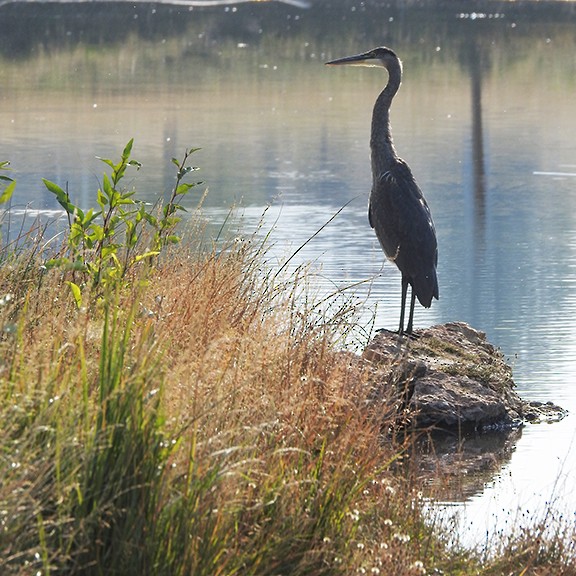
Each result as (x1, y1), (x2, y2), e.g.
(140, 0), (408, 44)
(326, 47), (438, 335)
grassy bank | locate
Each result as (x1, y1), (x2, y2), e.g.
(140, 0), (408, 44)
(0, 149), (575, 575)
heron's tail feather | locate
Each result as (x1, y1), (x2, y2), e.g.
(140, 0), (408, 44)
(411, 269), (439, 308)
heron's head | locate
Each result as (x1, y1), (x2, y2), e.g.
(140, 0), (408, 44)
(325, 47), (401, 70)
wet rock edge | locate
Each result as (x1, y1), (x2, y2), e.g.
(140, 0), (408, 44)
(362, 321), (568, 432)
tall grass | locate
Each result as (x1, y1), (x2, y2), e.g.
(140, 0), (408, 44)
(0, 170), (575, 574)
(0, 228), (434, 575)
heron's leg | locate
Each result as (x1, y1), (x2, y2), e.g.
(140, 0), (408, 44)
(398, 276), (409, 335)
(406, 288), (416, 335)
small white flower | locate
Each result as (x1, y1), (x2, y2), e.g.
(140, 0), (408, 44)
(410, 560), (426, 574)
(393, 533), (411, 544)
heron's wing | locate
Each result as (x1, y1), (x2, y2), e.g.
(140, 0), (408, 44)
(369, 162), (420, 259)
(370, 159), (438, 302)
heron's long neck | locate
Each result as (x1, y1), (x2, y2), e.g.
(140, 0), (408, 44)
(371, 61), (402, 178)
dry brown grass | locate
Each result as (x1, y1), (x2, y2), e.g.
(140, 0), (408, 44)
(149, 247), (363, 445)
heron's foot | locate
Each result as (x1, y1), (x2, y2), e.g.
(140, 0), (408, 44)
(397, 329), (420, 341)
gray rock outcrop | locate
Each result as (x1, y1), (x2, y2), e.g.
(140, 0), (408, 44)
(363, 321), (567, 431)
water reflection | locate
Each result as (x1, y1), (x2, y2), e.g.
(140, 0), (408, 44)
(467, 40), (487, 243)
(412, 427), (523, 503)
(0, 0), (310, 5)
(2, 0), (576, 547)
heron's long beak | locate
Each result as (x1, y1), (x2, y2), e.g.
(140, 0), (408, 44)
(325, 52), (381, 67)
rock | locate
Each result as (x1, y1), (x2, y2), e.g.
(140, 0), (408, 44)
(363, 321), (567, 431)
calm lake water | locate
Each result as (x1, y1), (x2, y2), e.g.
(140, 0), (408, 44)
(2, 0), (576, 548)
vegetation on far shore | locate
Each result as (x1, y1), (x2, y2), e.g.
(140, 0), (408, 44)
(0, 144), (575, 575)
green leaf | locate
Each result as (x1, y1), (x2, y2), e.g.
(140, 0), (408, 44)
(91, 224), (104, 241)
(171, 157), (180, 167)
(43, 178), (65, 197)
(73, 205), (85, 222)
(163, 204), (187, 219)
(118, 195), (136, 205)
(97, 188), (108, 207)
(113, 160), (125, 180)
(125, 220), (138, 248)
(101, 244), (120, 260)
(97, 157), (115, 170)
(0, 180), (15, 204)
(70, 221), (84, 238)
(81, 208), (98, 226)
(175, 182), (194, 196)
(108, 214), (122, 230)
(143, 213), (158, 227)
(67, 281), (82, 309)
(43, 179), (75, 214)
(135, 206), (145, 224)
(134, 251), (160, 263)
(162, 217), (182, 228)
(109, 252), (122, 269)
(122, 138), (134, 160)
(102, 174), (113, 197)
(86, 222), (105, 247)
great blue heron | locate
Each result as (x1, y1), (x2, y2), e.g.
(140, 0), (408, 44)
(326, 47), (439, 335)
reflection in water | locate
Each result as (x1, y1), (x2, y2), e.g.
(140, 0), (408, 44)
(2, 0), (576, 548)
(412, 428), (522, 502)
(468, 41), (487, 243)
(0, 0), (310, 7)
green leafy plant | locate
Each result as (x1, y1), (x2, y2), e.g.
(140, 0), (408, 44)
(0, 161), (16, 206)
(149, 146), (202, 252)
(42, 140), (202, 306)
(0, 161), (16, 253)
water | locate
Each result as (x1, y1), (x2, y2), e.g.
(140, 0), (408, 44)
(2, 0), (576, 548)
